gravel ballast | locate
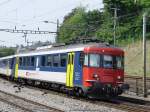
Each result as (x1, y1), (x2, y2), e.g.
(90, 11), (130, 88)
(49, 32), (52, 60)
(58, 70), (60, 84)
(0, 101), (25, 112)
(0, 78), (125, 112)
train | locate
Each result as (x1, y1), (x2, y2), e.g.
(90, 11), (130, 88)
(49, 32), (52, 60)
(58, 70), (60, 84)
(0, 43), (129, 98)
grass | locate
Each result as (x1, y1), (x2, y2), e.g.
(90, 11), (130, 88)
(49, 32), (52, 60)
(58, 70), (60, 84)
(123, 40), (150, 77)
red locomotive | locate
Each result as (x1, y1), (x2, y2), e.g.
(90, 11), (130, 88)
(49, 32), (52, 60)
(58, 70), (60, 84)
(82, 45), (129, 97)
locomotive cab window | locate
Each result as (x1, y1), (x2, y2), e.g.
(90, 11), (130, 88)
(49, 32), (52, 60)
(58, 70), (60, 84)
(89, 54), (100, 67)
(116, 56), (124, 69)
(103, 55), (113, 68)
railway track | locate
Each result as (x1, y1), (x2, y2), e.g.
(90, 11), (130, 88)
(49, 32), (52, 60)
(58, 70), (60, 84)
(24, 83), (150, 112)
(94, 98), (150, 112)
(0, 89), (63, 112)
(1, 76), (150, 112)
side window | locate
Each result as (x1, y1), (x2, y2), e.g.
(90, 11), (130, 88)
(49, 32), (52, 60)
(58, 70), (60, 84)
(53, 55), (59, 67)
(19, 57), (22, 66)
(79, 53), (84, 66)
(60, 54), (67, 67)
(0, 61), (1, 66)
(41, 56), (46, 66)
(46, 55), (52, 66)
(31, 57), (35, 66)
(22, 57), (24, 66)
(27, 57), (30, 66)
(84, 54), (88, 66)
(5, 59), (8, 66)
(23, 57), (26, 66)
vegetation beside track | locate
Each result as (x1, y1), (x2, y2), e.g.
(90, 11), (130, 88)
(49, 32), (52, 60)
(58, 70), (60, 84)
(0, 48), (15, 57)
(124, 40), (150, 76)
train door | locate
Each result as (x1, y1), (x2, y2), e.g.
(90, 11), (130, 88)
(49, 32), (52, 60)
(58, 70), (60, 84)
(66, 52), (75, 87)
(74, 52), (83, 86)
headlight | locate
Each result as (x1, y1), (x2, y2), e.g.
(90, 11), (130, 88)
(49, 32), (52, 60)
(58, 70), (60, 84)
(117, 76), (121, 80)
(93, 74), (98, 78)
(93, 74), (99, 80)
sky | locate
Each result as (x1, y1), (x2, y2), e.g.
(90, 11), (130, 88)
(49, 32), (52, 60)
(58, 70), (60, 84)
(0, 0), (103, 47)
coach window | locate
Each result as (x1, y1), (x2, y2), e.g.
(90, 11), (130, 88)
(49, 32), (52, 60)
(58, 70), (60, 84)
(84, 54), (88, 66)
(60, 54), (67, 67)
(31, 57), (35, 66)
(41, 56), (46, 66)
(26, 57), (30, 66)
(19, 57), (23, 66)
(47, 55), (52, 66)
(53, 55), (59, 67)
(22, 57), (24, 66)
(24, 57), (27, 66)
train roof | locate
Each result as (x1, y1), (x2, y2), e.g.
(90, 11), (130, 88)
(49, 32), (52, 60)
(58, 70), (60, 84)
(0, 43), (123, 60)
(0, 55), (15, 60)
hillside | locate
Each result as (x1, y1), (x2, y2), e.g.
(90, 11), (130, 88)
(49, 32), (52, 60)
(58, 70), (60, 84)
(124, 40), (150, 76)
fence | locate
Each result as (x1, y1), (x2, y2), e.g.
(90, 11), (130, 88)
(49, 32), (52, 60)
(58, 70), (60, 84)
(125, 75), (150, 96)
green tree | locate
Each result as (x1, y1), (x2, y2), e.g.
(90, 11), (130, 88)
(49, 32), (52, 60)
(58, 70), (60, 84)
(58, 7), (103, 43)
(58, 0), (149, 45)
(0, 48), (15, 57)
(58, 7), (86, 42)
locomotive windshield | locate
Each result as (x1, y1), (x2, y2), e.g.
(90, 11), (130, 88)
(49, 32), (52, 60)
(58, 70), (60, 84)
(103, 55), (113, 68)
(84, 54), (124, 69)
(89, 54), (100, 67)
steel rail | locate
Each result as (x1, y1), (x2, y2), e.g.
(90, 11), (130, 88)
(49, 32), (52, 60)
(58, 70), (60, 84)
(0, 89), (63, 112)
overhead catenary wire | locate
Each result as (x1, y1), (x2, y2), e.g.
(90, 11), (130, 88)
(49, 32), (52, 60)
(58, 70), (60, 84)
(0, 13), (145, 34)
(0, 6), (142, 31)
(0, 0), (146, 46)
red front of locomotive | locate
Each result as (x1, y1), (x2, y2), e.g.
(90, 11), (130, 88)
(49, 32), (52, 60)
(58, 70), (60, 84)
(82, 47), (129, 97)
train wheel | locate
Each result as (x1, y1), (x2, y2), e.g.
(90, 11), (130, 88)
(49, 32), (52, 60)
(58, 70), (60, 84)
(78, 88), (83, 96)
(27, 80), (35, 86)
(75, 88), (84, 97)
(18, 78), (25, 85)
(73, 87), (79, 97)
(60, 86), (65, 93)
(41, 82), (50, 89)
